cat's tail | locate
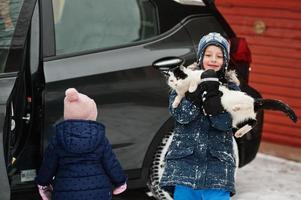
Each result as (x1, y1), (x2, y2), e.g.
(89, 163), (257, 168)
(254, 99), (298, 123)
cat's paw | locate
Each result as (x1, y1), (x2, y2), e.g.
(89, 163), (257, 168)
(188, 85), (197, 93)
(172, 101), (179, 108)
(232, 105), (241, 112)
(234, 124), (253, 138)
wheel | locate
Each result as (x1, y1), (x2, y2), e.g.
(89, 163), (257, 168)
(147, 131), (174, 200)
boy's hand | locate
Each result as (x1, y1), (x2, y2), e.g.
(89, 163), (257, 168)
(200, 69), (224, 116)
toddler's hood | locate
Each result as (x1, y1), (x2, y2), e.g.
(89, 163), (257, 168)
(56, 120), (105, 153)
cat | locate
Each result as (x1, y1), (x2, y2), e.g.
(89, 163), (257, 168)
(166, 66), (298, 138)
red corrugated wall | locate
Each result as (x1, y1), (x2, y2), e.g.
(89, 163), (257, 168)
(216, 0), (301, 147)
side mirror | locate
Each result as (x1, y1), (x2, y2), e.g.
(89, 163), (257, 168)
(152, 57), (184, 72)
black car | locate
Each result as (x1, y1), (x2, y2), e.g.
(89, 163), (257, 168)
(0, 0), (263, 199)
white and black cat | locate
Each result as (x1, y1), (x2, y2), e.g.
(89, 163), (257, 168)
(166, 66), (298, 138)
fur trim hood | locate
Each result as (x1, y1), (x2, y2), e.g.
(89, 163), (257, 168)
(225, 70), (240, 86)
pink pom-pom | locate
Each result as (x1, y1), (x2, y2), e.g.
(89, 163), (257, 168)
(65, 88), (79, 102)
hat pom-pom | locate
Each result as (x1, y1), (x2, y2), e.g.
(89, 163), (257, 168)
(65, 88), (79, 102)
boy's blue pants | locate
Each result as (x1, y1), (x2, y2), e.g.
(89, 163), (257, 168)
(174, 185), (230, 200)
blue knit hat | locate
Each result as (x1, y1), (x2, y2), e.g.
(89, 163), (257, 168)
(197, 32), (230, 70)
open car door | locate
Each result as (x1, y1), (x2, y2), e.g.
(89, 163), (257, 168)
(0, 0), (38, 199)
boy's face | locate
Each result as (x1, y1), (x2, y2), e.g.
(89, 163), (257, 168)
(202, 45), (224, 71)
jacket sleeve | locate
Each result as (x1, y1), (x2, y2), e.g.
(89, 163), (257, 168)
(169, 91), (201, 124)
(208, 82), (240, 131)
(35, 137), (59, 186)
(101, 137), (127, 187)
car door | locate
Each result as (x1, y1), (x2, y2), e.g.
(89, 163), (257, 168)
(41, 0), (196, 178)
(0, 0), (38, 199)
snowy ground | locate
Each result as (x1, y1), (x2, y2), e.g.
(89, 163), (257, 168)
(233, 153), (301, 200)
(114, 153), (301, 200)
(18, 153), (301, 200)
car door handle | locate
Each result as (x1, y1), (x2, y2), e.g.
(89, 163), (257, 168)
(152, 56), (184, 71)
(22, 113), (31, 122)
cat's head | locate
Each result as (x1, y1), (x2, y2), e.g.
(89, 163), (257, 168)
(167, 67), (187, 90)
(167, 71), (178, 89)
(173, 65), (188, 79)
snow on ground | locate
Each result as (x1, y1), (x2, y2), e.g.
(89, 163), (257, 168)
(233, 153), (301, 200)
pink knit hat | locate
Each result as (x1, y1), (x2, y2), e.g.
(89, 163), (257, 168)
(64, 88), (98, 121)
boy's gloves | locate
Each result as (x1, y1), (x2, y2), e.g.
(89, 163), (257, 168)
(113, 183), (127, 195)
(200, 69), (224, 116)
(37, 184), (53, 200)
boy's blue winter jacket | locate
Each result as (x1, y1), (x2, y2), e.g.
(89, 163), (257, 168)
(36, 120), (127, 200)
(160, 83), (239, 195)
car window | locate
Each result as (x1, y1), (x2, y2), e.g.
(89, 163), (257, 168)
(52, 0), (159, 56)
(0, 0), (24, 73)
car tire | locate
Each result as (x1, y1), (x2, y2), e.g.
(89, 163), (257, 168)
(147, 131), (174, 200)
